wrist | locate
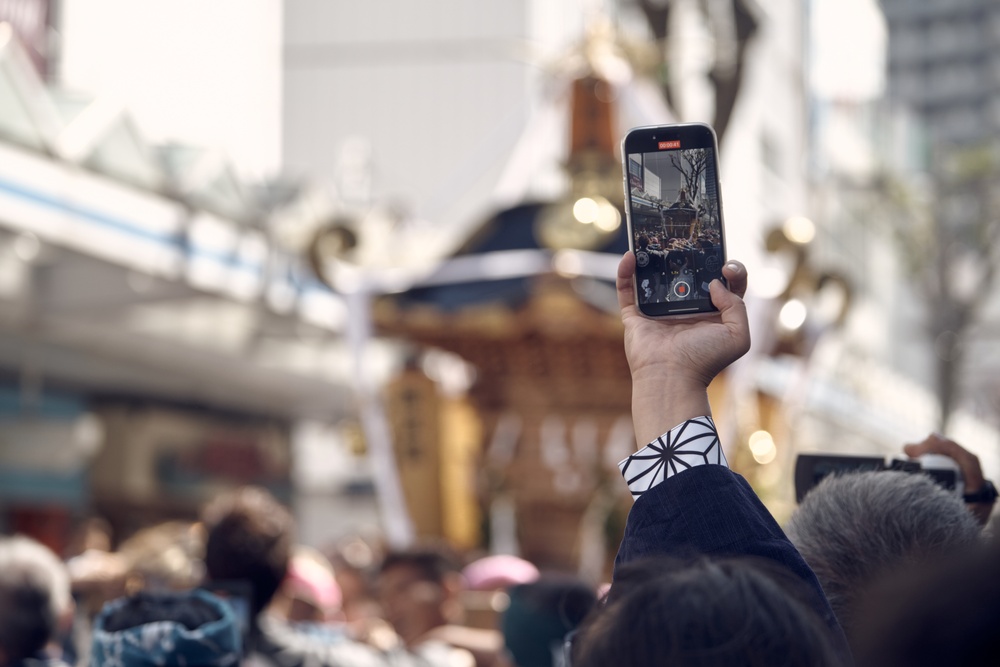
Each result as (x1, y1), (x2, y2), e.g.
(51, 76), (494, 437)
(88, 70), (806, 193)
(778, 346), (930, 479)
(619, 416), (726, 498)
(631, 378), (711, 447)
(963, 479), (998, 504)
(630, 364), (713, 391)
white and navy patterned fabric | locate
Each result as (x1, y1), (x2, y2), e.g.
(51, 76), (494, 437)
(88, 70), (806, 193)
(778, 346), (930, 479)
(618, 416), (727, 499)
(91, 589), (240, 667)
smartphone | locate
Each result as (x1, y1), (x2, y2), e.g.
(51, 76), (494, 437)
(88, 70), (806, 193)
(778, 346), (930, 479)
(621, 123), (727, 317)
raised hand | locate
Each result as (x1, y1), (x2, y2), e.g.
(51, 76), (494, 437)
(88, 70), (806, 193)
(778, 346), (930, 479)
(617, 252), (751, 446)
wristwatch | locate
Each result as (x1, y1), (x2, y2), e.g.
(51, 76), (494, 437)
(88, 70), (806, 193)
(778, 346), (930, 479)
(963, 479), (998, 504)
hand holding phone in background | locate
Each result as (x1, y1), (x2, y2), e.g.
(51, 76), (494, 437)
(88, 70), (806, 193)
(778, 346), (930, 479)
(904, 433), (997, 526)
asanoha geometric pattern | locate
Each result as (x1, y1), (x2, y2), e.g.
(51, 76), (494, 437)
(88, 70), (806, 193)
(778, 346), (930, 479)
(618, 416), (727, 499)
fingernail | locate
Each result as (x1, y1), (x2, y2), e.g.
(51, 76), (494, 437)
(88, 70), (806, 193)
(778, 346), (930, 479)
(725, 262), (741, 272)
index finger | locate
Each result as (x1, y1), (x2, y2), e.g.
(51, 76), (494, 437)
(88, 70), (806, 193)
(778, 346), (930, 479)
(722, 261), (747, 299)
(616, 251), (638, 314)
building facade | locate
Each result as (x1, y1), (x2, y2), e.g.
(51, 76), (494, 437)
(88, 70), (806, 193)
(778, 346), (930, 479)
(882, 0), (1000, 148)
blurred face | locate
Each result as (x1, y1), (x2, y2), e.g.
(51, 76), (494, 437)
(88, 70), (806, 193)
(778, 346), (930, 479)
(378, 564), (447, 645)
(287, 595), (324, 623)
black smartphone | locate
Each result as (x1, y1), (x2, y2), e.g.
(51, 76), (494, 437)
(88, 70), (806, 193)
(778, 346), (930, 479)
(621, 123), (727, 317)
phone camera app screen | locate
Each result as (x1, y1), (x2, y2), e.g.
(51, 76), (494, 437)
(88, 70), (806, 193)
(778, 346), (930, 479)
(627, 146), (723, 308)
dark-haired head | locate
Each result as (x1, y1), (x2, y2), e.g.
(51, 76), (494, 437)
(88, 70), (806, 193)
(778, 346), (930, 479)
(503, 573), (596, 667)
(571, 557), (840, 667)
(201, 486), (294, 617)
(854, 540), (1000, 667)
(379, 546), (460, 585)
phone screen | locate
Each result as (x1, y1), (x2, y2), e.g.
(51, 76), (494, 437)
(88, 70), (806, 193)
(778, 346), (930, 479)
(622, 124), (726, 317)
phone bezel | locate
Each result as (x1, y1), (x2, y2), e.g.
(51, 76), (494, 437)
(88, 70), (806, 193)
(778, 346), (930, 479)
(621, 122), (727, 318)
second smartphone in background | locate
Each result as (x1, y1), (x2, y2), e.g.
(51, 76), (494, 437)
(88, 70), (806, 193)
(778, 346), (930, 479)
(621, 123), (727, 317)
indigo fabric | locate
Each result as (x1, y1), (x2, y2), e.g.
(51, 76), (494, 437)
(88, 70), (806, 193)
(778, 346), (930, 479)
(614, 464), (852, 662)
(91, 589), (240, 667)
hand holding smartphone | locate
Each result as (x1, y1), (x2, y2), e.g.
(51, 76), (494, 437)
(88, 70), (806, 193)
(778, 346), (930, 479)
(621, 123), (727, 317)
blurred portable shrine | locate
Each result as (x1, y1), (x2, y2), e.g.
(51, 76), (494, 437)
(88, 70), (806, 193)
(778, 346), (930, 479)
(312, 29), (720, 572)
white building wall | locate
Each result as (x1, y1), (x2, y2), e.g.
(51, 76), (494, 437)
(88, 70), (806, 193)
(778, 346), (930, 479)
(56, 0), (283, 180)
(283, 0), (562, 249)
(281, 0), (588, 546)
(283, 0), (810, 272)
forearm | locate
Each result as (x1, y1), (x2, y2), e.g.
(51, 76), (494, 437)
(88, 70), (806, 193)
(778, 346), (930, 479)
(630, 376), (711, 448)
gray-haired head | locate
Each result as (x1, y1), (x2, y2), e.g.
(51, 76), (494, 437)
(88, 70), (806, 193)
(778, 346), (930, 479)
(785, 470), (981, 641)
(0, 535), (72, 665)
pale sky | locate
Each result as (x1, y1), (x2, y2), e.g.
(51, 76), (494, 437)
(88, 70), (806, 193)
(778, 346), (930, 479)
(57, 0), (283, 180)
(810, 0), (887, 100)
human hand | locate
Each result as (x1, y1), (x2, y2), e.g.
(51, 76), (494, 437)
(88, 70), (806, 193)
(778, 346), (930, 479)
(903, 433), (994, 526)
(617, 252), (750, 445)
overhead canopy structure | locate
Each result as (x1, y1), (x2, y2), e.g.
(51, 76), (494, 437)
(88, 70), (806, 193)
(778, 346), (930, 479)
(0, 27), (374, 421)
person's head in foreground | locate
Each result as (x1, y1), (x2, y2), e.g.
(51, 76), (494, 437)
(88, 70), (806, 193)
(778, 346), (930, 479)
(852, 538), (1000, 667)
(570, 556), (841, 667)
(785, 469), (981, 643)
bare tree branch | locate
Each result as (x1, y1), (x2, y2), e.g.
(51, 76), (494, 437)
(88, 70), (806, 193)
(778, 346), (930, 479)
(668, 149), (707, 203)
(870, 145), (1000, 429)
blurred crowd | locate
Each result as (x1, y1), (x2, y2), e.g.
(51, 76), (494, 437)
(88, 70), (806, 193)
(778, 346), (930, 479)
(0, 485), (598, 667)
(3, 436), (1000, 667)
(3, 254), (1000, 667)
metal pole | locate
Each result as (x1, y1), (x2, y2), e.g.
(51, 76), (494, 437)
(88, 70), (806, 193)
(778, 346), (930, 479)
(343, 287), (414, 547)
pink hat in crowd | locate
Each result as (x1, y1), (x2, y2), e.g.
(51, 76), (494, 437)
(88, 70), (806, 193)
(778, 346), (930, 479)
(284, 548), (342, 615)
(462, 554), (540, 591)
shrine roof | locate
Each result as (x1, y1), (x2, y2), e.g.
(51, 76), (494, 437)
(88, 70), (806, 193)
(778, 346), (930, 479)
(385, 201), (630, 313)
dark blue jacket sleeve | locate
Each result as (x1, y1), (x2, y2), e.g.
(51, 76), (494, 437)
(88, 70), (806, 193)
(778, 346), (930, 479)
(613, 464), (851, 660)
